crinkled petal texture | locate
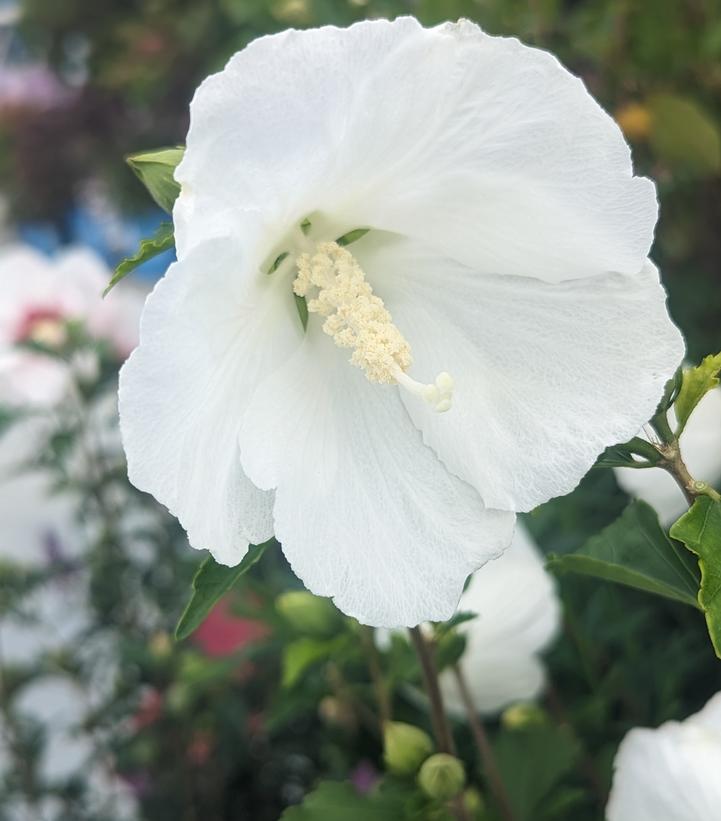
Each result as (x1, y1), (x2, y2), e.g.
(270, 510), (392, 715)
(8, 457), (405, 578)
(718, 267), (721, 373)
(439, 525), (560, 716)
(174, 17), (655, 283)
(615, 387), (721, 525)
(239, 329), (515, 626)
(119, 235), (302, 565)
(360, 238), (684, 511)
(123, 17), (684, 626)
(607, 692), (721, 821)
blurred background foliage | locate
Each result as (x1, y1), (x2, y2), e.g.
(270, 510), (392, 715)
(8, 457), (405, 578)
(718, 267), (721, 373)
(1, 0), (720, 819)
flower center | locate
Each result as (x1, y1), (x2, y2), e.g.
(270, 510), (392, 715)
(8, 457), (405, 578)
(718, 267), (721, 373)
(15, 307), (67, 348)
(293, 241), (453, 413)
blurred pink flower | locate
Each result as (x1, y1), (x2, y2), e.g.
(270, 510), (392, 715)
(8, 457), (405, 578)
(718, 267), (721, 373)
(0, 66), (76, 115)
(0, 245), (146, 406)
(191, 596), (269, 658)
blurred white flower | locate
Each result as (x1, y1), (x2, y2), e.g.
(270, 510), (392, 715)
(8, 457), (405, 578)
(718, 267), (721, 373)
(120, 18), (683, 626)
(615, 387), (721, 525)
(439, 526), (561, 715)
(606, 691), (721, 821)
(0, 244), (145, 407)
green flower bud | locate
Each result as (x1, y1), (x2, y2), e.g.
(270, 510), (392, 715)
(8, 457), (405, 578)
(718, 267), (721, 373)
(417, 753), (466, 800)
(463, 786), (485, 815)
(276, 590), (340, 636)
(501, 702), (547, 731)
(383, 721), (433, 776)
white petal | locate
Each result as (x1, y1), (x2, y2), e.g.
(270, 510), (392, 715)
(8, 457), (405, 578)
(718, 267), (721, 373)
(439, 526), (560, 715)
(615, 387), (721, 525)
(364, 238), (684, 512)
(239, 330), (515, 627)
(607, 694), (721, 820)
(176, 19), (654, 282)
(119, 234), (301, 565)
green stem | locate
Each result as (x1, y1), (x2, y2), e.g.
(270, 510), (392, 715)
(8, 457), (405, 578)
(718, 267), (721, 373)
(408, 627), (456, 755)
(360, 626), (392, 725)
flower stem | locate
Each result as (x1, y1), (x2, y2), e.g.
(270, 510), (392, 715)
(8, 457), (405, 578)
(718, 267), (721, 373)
(408, 626), (456, 755)
(360, 626), (392, 725)
(452, 665), (517, 821)
(657, 442), (721, 506)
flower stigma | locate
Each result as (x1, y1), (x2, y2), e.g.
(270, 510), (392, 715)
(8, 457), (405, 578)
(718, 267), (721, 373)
(293, 241), (454, 413)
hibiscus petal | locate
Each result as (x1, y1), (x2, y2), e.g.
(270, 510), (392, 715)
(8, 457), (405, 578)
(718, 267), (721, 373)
(119, 235), (301, 564)
(362, 237), (684, 512)
(176, 18), (655, 282)
(239, 330), (515, 627)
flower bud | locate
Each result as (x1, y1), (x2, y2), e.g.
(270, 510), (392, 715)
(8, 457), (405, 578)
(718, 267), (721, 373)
(501, 702), (547, 731)
(417, 753), (466, 800)
(383, 721), (433, 776)
(463, 786), (485, 815)
(276, 590), (340, 636)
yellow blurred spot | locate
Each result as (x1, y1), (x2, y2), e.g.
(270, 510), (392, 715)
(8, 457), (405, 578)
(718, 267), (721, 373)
(615, 102), (652, 142)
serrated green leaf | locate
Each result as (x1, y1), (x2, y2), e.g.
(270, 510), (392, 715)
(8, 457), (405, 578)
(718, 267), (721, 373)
(175, 540), (272, 640)
(670, 497), (721, 657)
(674, 352), (721, 434)
(127, 146), (185, 212)
(649, 94), (721, 176)
(281, 635), (348, 688)
(280, 780), (407, 821)
(336, 228), (370, 247)
(104, 222), (174, 295)
(547, 501), (700, 608)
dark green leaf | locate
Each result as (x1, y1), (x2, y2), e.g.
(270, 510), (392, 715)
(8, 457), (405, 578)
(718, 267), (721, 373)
(547, 501), (700, 608)
(494, 725), (578, 821)
(175, 540), (272, 640)
(593, 437), (662, 469)
(336, 228), (370, 247)
(127, 146), (185, 212)
(280, 780), (408, 821)
(674, 352), (721, 433)
(670, 497), (721, 657)
(282, 635), (348, 688)
(434, 611), (477, 635)
(104, 222), (174, 295)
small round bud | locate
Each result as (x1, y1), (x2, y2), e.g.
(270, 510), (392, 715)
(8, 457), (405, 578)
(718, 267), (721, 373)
(501, 702), (547, 731)
(276, 590), (340, 636)
(417, 753), (466, 800)
(463, 787), (485, 815)
(383, 721), (433, 776)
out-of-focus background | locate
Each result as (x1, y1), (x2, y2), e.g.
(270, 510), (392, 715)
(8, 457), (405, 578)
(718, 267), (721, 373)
(0, 1), (720, 819)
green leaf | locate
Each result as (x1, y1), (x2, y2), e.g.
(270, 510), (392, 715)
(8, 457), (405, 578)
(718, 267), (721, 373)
(127, 146), (185, 212)
(336, 228), (370, 247)
(670, 497), (721, 657)
(104, 222), (174, 295)
(649, 94), (721, 176)
(494, 725), (578, 821)
(547, 501), (700, 608)
(674, 352), (721, 434)
(281, 780), (408, 821)
(281, 635), (348, 688)
(175, 540), (272, 640)
(593, 437), (662, 469)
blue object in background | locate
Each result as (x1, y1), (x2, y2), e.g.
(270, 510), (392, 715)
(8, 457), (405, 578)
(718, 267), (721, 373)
(18, 203), (175, 280)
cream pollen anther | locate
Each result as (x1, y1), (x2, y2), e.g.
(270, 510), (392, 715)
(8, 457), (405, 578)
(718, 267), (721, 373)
(293, 241), (454, 413)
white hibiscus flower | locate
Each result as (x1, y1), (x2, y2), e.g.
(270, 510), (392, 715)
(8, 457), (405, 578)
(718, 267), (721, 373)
(615, 386), (721, 525)
(606, 691), (721, 820)
(119, 18), (683, 626)
(439, 525), (560, 715)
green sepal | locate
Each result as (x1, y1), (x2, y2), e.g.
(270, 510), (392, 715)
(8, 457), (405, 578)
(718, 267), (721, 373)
(127, 146), (185, 213)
